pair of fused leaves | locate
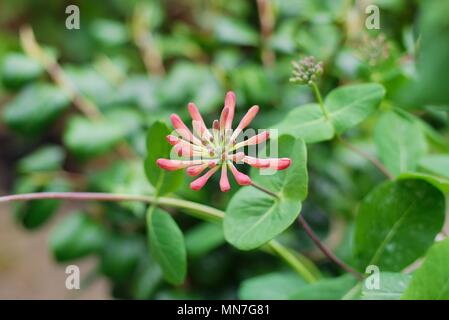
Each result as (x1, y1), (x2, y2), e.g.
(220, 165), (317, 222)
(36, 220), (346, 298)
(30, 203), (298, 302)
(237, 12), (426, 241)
(224, 135), (308, 250)
(374, 109), (449, 192)
(144, 121), (186, 285)
(275, 83), (386, 143)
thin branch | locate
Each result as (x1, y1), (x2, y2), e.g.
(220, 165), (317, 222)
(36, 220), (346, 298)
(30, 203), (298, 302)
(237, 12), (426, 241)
(250, 181), (279, 199)
(298, 215), (363, 280)
(0, 192), (223, 222)
(20, 25), (134, 159)
(20, 26), (102, 120)
(256, 0), (276, 67)
(338, 136), (394, 180)
(132, 4), (165, 76)
(0, 191), (319, 281)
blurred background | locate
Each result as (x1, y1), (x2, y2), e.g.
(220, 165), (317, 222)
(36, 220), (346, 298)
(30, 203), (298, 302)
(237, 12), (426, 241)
(0, 0), (447, 299)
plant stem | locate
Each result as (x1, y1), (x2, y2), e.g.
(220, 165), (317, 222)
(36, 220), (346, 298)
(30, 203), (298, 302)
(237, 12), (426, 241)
(20, 26), (102, 120)
(311, 82), (330, 120)
(132, 4), (165, 76)
(267, 240), (317, 283)
(250, 182), (279, 199)
(298, 215), (363, 280)
(0, 191), (318, 281)
(0, 192), (224, 222)
(19, 26), (132, 159)
(337, 135), (394, 180)
(256, 0), (276, 67)
(250, 180), (362, 281)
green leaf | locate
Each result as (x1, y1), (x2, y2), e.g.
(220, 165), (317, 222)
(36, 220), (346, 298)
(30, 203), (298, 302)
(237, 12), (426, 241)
(419, 155), (449, 179)
(144, 121), (183, 195)
(297, 24), (341, 61)
(224, 137), (308, 250)
(274, 84), (385, 142)
(185, 223), (225, 258)
(224, 187), (301, 250)
(289, 274), (357, 300)
(362, 272), (411, 300)
(3, 84), (70, 135)
(239, 272), (306, 300)
(17, 145), (65, 173)
(326, 83), (385, 133)
(374, 111), (427, 176)
(354, 179), (445, 271)
(147, 207), (187, 285)
(213, 16), (258, 46)
(49, 212), (107, 262)
(63, 115), (127, 158)
(398, 172), (449, 194)
(252, 136), (308, 200)
(1, 53), (43, 88)
(131, 255), (163, 299)
(274, 104), (335, 143)
(402, 238), (449, 300)
(100, 234), (144, 281)
(90, 19), (128, 46)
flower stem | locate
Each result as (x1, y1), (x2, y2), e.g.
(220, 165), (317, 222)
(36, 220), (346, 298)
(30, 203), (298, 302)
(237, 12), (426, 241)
(298, 215), (363, 280)
(337, 135), (394, 180)
(311, 82), (330, 120)
(250, 182), (279, 199)
(0, 191), (319, 282)
(249, 180), (362, 281)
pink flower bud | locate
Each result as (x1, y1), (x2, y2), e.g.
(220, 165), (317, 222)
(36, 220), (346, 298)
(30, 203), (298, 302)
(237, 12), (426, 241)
(219, 165), (231, 192)
(166, 135), (179, 146)
(156, 159), (204, 171)
(234, 131), (269, 149)
(231, 152), (246, 163)
(224, 91), (236, 129)
(190, 167), (219, 191)
(230, 105), (259, 141)
(186, 163), (209, 176)
(170, 114), (201, 145)
(188, 103), (212, 141)
(228, 163), (251, 186)
(273, 158), (291, 170)
(219, 107), (229, 133)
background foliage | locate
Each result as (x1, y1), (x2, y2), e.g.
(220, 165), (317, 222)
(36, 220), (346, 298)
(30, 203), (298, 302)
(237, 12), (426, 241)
(0, 0), (448, 299)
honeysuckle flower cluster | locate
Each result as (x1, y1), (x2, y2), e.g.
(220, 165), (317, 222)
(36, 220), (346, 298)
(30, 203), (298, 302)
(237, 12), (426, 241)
(156, 91), (291, 192)
(290, 56), (324, 85)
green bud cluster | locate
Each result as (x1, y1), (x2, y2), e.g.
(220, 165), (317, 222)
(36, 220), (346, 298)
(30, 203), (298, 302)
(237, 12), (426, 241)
(289, 56), (324, 86)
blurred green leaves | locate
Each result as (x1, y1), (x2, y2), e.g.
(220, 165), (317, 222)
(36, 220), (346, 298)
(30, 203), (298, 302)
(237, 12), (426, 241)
(3, 84), (70, 135)
(63, 115), (127, 158)
(1, 53), (43, 88)
(239, 272), (306, 300)
(50, 212), (107, 262)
